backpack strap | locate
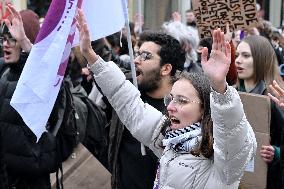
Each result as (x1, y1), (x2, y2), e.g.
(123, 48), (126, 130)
(56, 137), (64, 189)
(50, 86), (67, 137)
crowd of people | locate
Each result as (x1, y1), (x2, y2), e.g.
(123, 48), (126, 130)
(0, 2), (284, 189)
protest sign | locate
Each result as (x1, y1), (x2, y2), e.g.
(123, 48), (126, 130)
(239, 92), (270, 189)
(192, 0), (259, 38)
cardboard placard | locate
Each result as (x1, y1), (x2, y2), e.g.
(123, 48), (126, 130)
(192, 0), (259, 38)
(239, 92), (270, 189)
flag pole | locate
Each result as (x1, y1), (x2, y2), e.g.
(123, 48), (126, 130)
(138, 0), (142, 34)
(121, 0), (137, 88)
(124, 23), (138, 88)
(121, 0), (146, 155)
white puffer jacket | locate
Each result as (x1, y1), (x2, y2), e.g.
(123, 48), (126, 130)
(90, 57), (257, 189)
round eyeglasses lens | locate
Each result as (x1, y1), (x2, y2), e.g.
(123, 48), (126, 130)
(164, 94), (172, 106)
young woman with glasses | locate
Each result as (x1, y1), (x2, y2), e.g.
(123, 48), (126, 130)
(77, 10), (256, 188)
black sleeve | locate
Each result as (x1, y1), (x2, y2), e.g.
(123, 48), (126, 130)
(4, 82), (77, 175)
(270, 101), (284, 187)
(0, 129), (8, 188)
(4, 132), (60, 175)
(270, 102), (284, 147)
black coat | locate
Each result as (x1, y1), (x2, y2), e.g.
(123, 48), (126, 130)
(268, 100), (284, 189)
(0, 54), (76, 189)
(0, 128), (8, 189)
(237, 80), (284, 189)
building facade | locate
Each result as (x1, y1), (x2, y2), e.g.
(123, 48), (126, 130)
(13, 0), (284, 30)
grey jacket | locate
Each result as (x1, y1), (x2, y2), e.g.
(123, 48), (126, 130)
(90, 57), (257, 189)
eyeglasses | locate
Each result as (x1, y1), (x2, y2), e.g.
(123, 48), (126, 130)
(0, 36), (17, 47)
(164, 94), (202, 107)
(134, 51), (154, 61)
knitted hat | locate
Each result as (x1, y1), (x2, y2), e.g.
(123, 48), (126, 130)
(19, 9), (40, 44)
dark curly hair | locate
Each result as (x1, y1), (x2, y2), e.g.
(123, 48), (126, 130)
(157, 72), (214, 158)
(138, 31), (185, 76)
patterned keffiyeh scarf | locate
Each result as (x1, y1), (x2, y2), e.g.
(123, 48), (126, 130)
(153, 123), (202, 189)
(162, 122), (201, 152)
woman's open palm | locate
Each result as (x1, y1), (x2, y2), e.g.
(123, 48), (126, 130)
(201, 29), (231, 92)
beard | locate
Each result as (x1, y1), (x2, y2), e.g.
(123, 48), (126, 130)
(187, 21), (197, 27)
(138, 67), (162, 93)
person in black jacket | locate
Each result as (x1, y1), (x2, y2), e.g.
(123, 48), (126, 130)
(0, 5), (77, 189)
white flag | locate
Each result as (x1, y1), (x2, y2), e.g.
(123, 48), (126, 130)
(10, 0), (126, 140)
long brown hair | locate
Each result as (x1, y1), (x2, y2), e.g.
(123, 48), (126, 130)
(158, 72), (214, 158)
(237, 35), (284, 92)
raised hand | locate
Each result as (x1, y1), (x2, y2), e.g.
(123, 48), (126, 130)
(134, 13), (144, 34)
(201, 28), (231, 94)
(4, 4), (26, 42)
(224, 23), (232, 42)
(76, 9), (97, 64)
(172, 12), (182, 22)
(268, 80), (284, 109)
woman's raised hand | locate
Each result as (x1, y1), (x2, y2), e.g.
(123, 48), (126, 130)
(201, 29), (231, 94)
(76, 9), (98, 64)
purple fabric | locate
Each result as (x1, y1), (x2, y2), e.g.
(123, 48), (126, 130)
(240, 30), (245, 40)
(56, 0), (82, 77)
(35, 0), (66, 43)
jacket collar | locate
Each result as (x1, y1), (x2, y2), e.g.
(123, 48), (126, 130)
(239, 80), (266, 95)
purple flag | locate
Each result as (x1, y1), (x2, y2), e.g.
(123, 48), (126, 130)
(10, 0), (126, 140)
(10, 0), (82, 140)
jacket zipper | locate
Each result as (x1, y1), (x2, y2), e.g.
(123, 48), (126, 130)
(160, 150), (178, 188)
